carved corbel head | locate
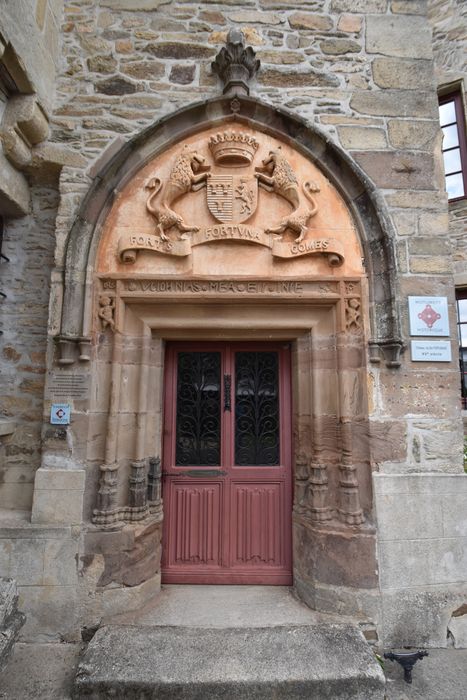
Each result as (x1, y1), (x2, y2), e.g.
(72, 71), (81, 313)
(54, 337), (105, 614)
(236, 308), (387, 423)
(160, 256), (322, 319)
(211, 29), (260, 96)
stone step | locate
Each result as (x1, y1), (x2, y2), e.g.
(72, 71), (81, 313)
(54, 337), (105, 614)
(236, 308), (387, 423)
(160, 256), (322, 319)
(74, 623), (385, 699)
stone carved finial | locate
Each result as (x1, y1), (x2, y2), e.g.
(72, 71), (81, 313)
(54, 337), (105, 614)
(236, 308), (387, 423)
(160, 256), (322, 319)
(212, 29), (260, 96)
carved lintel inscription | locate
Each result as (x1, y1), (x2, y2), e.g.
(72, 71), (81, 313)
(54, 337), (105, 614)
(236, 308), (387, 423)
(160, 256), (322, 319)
(119, 278), (346, 298)
(118, 227), (344, 266)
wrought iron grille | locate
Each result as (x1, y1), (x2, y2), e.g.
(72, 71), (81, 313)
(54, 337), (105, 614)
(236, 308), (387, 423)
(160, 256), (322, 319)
(175, 351), (221, 466)
(234, 351), (280, 466)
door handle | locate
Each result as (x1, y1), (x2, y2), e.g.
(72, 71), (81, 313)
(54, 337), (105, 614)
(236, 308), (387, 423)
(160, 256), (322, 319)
(224, 374), (231, 412)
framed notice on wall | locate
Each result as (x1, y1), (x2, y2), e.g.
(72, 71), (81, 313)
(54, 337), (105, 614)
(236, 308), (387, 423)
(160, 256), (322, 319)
(408, 296), (450, 336)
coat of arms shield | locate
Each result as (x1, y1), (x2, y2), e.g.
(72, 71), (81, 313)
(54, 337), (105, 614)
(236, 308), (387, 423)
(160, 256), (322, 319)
(207, 175), (258, 224)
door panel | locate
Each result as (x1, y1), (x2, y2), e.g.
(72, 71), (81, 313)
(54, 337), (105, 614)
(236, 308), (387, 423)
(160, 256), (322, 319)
(167, 481), (222, 567)
(162, 342), (292, 585)
(231, 482), (283, 567)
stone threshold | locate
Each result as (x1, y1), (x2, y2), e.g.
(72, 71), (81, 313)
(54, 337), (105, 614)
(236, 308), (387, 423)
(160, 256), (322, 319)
(74, 623), (385, 699)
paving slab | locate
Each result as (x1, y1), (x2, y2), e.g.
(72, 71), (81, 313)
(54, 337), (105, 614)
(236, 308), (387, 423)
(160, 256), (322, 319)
(73, 623), (385, 699)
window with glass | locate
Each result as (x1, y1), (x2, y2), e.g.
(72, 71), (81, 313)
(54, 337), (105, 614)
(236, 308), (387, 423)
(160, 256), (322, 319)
(439, 92), (467, 201)
(456, 289), (467, 409)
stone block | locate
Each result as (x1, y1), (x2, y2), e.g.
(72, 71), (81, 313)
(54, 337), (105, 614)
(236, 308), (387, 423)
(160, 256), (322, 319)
(34, 468), (85, 491)
(169, 64), (195, 84)
(294, 521), (378, 589)
(146, 42), (215, 59)
(391, 0), (427, 13)
(228, 10), (282, 24)
(101, 572), (161, 618)
(391, 209), (417, 236)
(32, 484), (84, 525)
(320, 39), (361, 55)
(372, 58), (434, 90)
(289, 14), (333, 31)
(258, 51), (304, 65)
(408, 237), (451, 256)
(376, 492), (443, 541)
(381, 585), (465, 647)
(368, 420), (407, 464)
(43, 538), (79, 587)
(18, 584), (80, 642)
(120, 60), (165, 80)
(74, 624), (385, 699)
(95, 77), (140, 95)
(378, 537), (467, 589)
(388, 119), (439, 149)
(0, 151), (30, 217)
(418, 210), (450, 236)
(373, 474), (467, 496)
(366, 16), (433, 59)
(337, 15), (362, 33)
(331, 0), (387, 11)
(448, 616), (467, 648)
(100, 0), (171, 8)
(378, 369), (460, 419)
(87, 55), (117, 74)
(441, 493), (467, 538)
(258, 68), (339, 87)
(338, 126), (387, 150)
(352, 151), (435, 190)
(350, 90), (437, 118)
(409, 256), (451, 274)
(0, 483), (34, 512)
(0, 539), (45, 585)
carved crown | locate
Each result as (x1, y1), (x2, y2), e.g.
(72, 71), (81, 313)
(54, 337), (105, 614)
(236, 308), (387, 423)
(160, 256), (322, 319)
(208, 131), (259, 167)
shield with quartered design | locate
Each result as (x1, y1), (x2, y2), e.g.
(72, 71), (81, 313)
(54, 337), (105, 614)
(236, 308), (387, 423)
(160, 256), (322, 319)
(207, 175), (258, 224)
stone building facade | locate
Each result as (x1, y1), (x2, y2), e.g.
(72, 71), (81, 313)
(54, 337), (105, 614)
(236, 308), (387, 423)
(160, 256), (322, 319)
(0, 0), (466, 649)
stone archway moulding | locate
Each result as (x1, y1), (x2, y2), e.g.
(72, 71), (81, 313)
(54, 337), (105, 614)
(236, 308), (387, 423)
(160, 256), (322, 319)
(58, 95), (403, 368)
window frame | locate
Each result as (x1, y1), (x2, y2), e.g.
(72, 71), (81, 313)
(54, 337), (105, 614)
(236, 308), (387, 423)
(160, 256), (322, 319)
(439, 91), (467, 203)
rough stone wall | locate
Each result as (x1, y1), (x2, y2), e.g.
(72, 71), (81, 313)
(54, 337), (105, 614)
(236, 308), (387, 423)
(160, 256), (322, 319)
(428, 0), (467, 280)
(0, 1), (64, 511)
(0, 187), (60, 510)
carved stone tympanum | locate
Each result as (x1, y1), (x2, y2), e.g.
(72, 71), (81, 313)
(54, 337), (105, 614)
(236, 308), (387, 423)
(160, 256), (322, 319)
(119, 128), (348, 268)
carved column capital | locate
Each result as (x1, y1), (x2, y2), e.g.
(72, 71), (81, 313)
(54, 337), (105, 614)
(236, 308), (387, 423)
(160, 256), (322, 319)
(211, 29), (260, 96)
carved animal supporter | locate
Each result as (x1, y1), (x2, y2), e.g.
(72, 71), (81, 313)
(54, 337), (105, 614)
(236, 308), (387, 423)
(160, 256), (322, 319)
(255, 148), (320, 242)
(146, 146), (211, 241)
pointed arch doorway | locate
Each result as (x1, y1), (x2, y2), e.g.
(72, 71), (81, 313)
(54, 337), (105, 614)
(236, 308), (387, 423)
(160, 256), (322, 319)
(161, 341), (293, 585)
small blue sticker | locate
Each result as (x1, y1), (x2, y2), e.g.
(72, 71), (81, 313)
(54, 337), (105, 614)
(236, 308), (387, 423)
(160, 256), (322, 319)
(50, 403), (71, 425)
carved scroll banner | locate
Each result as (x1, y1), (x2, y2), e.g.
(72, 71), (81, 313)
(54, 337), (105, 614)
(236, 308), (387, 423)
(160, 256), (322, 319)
(118, 227), (344, 266)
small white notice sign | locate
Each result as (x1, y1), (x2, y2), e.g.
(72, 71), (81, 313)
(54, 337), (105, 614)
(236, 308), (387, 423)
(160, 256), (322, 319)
(411, 340), (452, 362)
(50, 403), (71, 425)
(408, 296), (449, 336)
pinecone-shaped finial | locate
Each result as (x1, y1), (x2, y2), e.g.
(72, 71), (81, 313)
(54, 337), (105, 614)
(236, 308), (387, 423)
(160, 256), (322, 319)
(212, 29), (260, 96)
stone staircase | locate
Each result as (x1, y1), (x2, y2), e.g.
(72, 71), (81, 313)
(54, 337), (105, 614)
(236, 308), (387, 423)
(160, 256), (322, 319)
(0, 578), (25, 672)
(73, 586), (385, 699)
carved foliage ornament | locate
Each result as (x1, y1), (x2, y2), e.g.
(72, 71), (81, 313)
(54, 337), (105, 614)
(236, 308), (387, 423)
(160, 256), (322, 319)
(118, 130), (345, 267)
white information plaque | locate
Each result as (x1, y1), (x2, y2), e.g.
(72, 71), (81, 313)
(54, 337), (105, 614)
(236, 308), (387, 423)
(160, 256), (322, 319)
(411, 340), (452, 362)
(408, 296), (450, 336)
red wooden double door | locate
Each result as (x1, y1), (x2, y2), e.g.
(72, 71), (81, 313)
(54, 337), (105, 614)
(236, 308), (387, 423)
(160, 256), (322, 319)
(161, 342), (293, 585)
